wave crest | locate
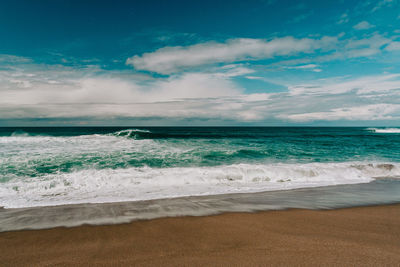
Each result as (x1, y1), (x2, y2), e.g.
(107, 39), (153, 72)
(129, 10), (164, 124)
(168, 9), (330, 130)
(112, 129), (152, 139)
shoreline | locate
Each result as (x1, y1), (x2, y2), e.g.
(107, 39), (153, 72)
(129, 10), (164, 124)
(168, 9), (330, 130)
(2, 178), (400, 232)
(1, 204), (400, 266)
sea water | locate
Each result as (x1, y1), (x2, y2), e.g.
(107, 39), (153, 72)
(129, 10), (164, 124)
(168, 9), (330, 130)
(0, 127), (399, 209)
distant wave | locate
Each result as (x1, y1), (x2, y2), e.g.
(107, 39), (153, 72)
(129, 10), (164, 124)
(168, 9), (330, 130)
(109, 130), (263, 140)
(1, 162), (399, 209)
(367, 128), (400, 133)
(10, 130), (41, 137)
(112, 129), (152, 139)
(5, 129), (153, 139)
(5, 128), (361, 140)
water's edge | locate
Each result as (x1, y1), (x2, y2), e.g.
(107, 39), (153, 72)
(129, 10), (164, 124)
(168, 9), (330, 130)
(1, 178), (400, 232)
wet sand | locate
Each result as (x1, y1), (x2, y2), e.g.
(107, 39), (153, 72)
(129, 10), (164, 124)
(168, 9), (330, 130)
(1, 204), (400, 266)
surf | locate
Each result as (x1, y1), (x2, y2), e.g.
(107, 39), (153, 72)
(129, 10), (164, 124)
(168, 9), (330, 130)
(1, 162), (400, 208)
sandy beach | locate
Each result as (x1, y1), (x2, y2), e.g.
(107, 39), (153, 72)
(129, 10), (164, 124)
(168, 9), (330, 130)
(1, 204), (399, 266)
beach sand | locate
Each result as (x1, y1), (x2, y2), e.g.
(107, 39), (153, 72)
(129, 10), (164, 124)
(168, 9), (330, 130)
(1, 204), (400, 266)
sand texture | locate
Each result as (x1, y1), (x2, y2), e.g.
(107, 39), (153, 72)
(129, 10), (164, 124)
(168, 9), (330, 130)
(1, 204), (400, 266)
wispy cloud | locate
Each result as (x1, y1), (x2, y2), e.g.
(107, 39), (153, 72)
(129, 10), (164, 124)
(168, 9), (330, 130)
(127, 30), (400, 75)
(282, 104), (400, 122)
(371, 0), (395, 13)
(385, 41), (400, 51)
(285, 64), (322, 72)
(126, 36), (337, 74)
(287, 74), (400, 95)
(289, 10), (314, 24)
(311, 32), (392, 62)
(337, 13), (349, 24)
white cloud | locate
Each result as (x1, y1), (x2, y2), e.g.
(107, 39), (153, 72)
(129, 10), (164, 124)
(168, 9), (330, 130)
(9, 79), (32, 88)
(0, 72), (241, 105)
(245, 76), (265, 80)
(288, 74), (400, 95)
(128, 32), (398, 77)
(214, 65), (255, 77)
(285, 64), (322, 72)
(3, 69), (399, 124)
(2, 56), (400, 124)
(124, 31), (400, 78)
(283, 104), (400, 122)
(276, 32), (394, 65)
(293, 64), (318, 69)
(0, 64), (271, 122)
(127, 36), (337, 74)
(385, 41), (400, 51)
(346, 33), (391, 56)
(315, 33), (392, 61)
(353, 21), (374, 30)
(0, 54), (31, 63)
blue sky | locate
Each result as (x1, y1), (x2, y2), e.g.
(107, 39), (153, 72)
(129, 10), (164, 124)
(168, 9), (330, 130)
(1, 0), (400, 126)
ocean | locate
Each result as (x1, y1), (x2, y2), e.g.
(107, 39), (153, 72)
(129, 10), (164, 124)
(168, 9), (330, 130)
(1, 127), (400, 210)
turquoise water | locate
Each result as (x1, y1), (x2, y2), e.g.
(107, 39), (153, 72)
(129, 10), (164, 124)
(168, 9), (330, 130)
(0, 127), (399, 208)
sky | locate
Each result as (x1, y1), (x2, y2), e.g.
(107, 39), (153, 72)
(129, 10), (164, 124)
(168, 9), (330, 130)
(1, 0), (400, 126)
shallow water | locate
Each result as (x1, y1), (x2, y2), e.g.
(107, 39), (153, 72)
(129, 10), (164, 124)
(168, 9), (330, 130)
(1, 178), (400, 232)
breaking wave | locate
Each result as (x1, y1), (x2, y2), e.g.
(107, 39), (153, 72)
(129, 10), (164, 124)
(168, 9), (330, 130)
(1, 162), (399, 208)
(112, 129), (152, 139)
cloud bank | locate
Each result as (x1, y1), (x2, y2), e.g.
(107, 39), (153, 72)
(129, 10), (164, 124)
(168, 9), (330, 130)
(1, 59), (400, 125)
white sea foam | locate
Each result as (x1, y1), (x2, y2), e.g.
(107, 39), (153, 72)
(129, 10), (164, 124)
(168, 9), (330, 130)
(0, 134), (159, 159)
(368, 128), (400, 133)
(1, 162), (399, 209)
